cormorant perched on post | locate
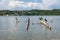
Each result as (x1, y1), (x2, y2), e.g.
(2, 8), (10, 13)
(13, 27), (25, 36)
(45, 18), (47, 22)
(39, 17), (43, 20)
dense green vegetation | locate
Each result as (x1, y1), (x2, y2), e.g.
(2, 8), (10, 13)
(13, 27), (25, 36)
(0, 9), (60, 16)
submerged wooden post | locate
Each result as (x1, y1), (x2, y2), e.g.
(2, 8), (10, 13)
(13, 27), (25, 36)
(26, 17), (30, 31)
(40, 20), (51, 31)
(16, 17), (20, 24)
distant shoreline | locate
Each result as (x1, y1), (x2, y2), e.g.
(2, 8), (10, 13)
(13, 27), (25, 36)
(0, 9), (60, 16)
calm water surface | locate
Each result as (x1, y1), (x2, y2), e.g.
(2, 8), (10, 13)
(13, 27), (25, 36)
(0, 16), (60, 40)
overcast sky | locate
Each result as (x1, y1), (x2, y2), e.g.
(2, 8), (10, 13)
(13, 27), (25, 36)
(0, 0), (60, 10)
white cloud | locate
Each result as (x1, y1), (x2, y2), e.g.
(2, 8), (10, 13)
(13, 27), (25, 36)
(0, 0), (60, 10)
(8, 0), (59, 10)
(8, 1), (41, 9)
(38, 0), (59, 10)
(9, 1), (32, 8)
(43, 0), (58, 6)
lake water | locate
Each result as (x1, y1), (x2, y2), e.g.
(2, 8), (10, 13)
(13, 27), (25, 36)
(0, 16), (60, 40)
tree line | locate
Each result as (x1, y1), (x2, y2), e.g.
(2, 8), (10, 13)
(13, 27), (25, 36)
(0, 9), (60, 16)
